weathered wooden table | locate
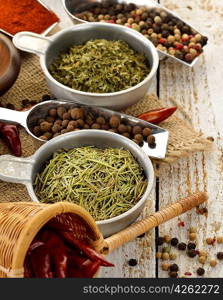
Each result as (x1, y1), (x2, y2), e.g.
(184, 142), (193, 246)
(45, 0), (223, 278)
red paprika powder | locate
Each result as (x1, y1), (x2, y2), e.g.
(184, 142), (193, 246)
(0, 0), (59, 35)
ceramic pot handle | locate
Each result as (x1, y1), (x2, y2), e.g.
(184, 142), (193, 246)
(0, 155), (34, 184)
(12, 32), (52, 55)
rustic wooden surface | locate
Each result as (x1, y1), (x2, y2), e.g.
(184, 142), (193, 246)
(45, 0), (222, 278)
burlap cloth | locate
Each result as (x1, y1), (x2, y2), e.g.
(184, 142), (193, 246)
(0, 53), (213, 202)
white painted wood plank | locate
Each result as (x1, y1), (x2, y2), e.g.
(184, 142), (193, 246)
(158, 0), (223, 277)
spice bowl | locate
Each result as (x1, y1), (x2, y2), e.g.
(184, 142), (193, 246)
(0, 130), (154, 237)
(62, 0), (208, 67)
(12, 22), (159, 110)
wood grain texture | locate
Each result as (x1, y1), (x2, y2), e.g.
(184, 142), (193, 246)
(158, 0), (223, 277)
(44, 0), (157, 278)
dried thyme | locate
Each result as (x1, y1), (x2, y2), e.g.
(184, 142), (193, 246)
(49, 39), (150, 93)
(34, 146), (147, 220)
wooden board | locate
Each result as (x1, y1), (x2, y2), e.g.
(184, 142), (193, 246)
(44, 0), (223, 278)
(158, 0), (223, 278)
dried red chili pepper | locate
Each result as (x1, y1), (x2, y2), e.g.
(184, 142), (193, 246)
(29, 245), (53, 278)
(28, 241), (44, 254)
(24, 256), (34, 278)
(83, 260), (101, 278)
(137, 107), (177, 124)
(45, 230), (68, 278)
(178, 221), (185, 227)
(59, 231), (114, 267)
(0, 123), (22, 156)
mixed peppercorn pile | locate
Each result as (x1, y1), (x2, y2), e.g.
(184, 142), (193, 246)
(73, 0), (208, 63)
(24, 214), (114, 278)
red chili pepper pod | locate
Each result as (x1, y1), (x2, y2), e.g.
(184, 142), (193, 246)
(29, 245), (53, 278)
(137, 107), (177, 125)
(0, 123), (22, 156)
(59, 231), (114, 267)
(83, 260), (101, 278)
(45, 230), (68, 278)
(24, 256), (34, 278)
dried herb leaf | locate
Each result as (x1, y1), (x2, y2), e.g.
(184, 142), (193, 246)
(34, 146), (147, 220)
(49, 39), (150, 93)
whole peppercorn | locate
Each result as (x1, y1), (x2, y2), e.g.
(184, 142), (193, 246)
(86, 116), (94, 126)
(197, 267), (205, 276)
(156, 252), (162, 259)
(217, 236), (223, 244)
(62, 112), (71, 121)
(169, 253), (177, 260)
(40, 121), (52, 132)
(217, 252), (223, 260)
(164, 235), (171, 243)
(178, 242), (187, 251)
(198, 250), (207, 257)
(70, 108), (84, 120)
(54, 119), (62, 126)
(210, 259), (217, 267)
(57, 106), (66, 119)
(128, 259), (137, 266)
(154, 16), (162, 24)
(45, 116), (55, 123)
(76, 119), (85, 128)
(169, 271), (178, 278)
(39, 135), (48, 141)
(109, 116), (120, 128)
(101, 123), (110, 130)
(66, 124), (75, 132)
(142, 127), (152, 137)
(169, 264), (179, 272)
(170, 238), (179, 247)
(96, 116), (106, 125)
(132, 125), (142, 135)
(162, 246), (171, 253)
(187, 242), (196, 250)
(91, 123), (101, 129)
(184, 53), (193, 62)
(161, 263), (170, 271)
(32, 126), (41, 136)
(48, 108), (57, 118)
(198, 256), (206, 264)
(62, 120), (69, 128)
(134, 134), (143, 143)
(162, 252), (170, 260)
(52, 124), (61, 133)
(189, 233), (196, 241)
(187, 249), (197, 258)
(118, 124), (127, 134)
(68, 120), (77, 128)
(147, 135), (155, 146)
(83, 124), (90, 129)
(156, 236), (165, 246)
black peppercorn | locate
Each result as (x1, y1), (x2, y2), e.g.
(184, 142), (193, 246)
(156, 236), (165, 246)
(187, 242), (196, 250)
(41, 94), (51, 101)
(182, 25), (190, 34)
(170, 238), (179, 246)
(162, 30), (169, 38)
(153, 25), (161, 33)
(176, 21), (184, 29)
(169, 271), (178, 278)
(128, 259), (138, 266)
(217, 252), (223, 260)
(178, 242), (187, 251)
(197, 267), (205, 276)
(187, 249), (197, 258)
(200, 36), (208, 46)
(22, 99), (30, 107)
(169, 264), (179, 272)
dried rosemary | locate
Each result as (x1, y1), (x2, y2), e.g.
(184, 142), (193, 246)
(49, 39), (150, 93)
(34, 146), (147, 221)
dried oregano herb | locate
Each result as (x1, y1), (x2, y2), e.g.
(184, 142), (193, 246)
(34, 146), (147, 220)
(49, 39), (150, 93)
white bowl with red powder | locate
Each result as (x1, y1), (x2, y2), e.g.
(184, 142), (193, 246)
(0, 0), (59, 37)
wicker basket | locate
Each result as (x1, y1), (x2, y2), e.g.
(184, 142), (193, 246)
(0, 192), (207, 278)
